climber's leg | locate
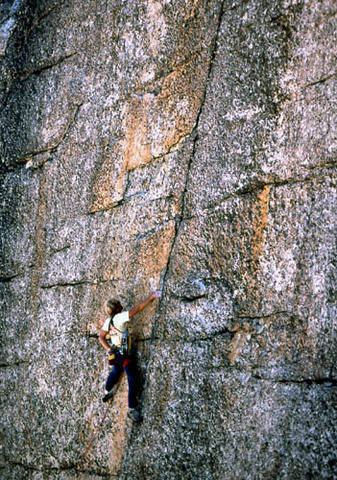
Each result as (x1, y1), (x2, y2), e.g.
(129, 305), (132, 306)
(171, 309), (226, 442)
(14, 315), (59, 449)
(124, 359), (138, 409)
(103, 360), (123, 402)
(124, 360), (142, 422)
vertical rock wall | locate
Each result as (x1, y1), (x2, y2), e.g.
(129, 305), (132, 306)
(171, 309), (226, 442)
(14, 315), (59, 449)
(0, 0), (336, 479)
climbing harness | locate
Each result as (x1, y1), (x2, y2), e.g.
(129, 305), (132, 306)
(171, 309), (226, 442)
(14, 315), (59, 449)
(107, 317), (132, 356)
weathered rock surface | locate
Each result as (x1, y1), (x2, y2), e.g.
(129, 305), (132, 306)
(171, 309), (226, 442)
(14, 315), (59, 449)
(0, 0), (336, 479)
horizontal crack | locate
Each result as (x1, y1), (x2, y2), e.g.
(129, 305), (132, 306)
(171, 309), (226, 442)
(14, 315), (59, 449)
(0, 273), (21, 282)
(41, 278), (113, 289)
(252, 374), (337, 387)
(19, 103), (83, 166)
(181, 294), (208, 303)
(18, 53), (78, 82)
(235, 167), (337, 195)
(88, 192), (176, 215)
(89, 136), (191, 214)
(49, 245), (71, 255)
(190, 328), (230, 343)
(236, 310), (292, 320)
(0, 360), (30, 368)
(3, 460), (112, 478)
(134, 312), (292, 345)
(305, 160), (337, 171)
(303, 72), (337, 89)
(87, 198), (124, 214)
(184, 166), (337, 220)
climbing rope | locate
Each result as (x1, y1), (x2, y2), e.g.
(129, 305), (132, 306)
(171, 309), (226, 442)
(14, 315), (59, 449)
(80, 400), (112, 466)
(79, 376), (124, 470)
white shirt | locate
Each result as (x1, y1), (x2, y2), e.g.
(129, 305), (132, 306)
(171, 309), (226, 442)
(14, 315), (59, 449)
(102, 311), (130, 347)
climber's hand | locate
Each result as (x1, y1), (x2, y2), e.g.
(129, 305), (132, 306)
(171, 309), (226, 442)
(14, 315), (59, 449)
(130, 292), (161, 318)
(107, 348), (117, 365)
(151, 290), (161, 300)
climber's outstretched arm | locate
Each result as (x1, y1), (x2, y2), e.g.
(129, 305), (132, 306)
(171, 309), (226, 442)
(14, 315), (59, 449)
(129, 291), (161, 318)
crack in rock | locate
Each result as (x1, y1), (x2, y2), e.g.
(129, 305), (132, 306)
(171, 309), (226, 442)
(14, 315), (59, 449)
(252, 374), (337, 387)
(18, 53), (78, 83)
(23, 102), (83, 167)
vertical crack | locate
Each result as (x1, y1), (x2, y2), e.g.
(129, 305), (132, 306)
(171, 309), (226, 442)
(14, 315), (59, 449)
(126, 0), (226, 462)
(157, 0), (226, 306)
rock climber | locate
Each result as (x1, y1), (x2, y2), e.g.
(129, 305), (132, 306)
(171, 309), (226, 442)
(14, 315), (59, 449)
(99, 291), (161, 422)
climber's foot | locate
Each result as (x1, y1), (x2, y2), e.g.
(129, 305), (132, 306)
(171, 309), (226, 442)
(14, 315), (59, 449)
(127, 408), (142, 422)
(102, 390), (114, 403)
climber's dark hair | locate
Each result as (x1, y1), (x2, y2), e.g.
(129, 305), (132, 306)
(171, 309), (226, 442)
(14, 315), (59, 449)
(105, 299), (123, 317)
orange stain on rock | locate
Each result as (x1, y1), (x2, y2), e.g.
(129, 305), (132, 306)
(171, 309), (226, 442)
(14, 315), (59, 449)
(251, 185), (271, 262)
(123, 60), (206, 170)
(123, 93), (154, 171)
(92, 58), (209, 212)
(227, 322), (252, 365)
(91, 151), (124, 212)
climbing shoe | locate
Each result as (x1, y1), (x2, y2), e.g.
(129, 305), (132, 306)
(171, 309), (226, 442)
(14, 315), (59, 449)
(102, 390), (114, 403)
(127, 408), (142, 422)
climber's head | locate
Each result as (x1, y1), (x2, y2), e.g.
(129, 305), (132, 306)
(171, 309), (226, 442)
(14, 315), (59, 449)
(105, 298), (123, 317)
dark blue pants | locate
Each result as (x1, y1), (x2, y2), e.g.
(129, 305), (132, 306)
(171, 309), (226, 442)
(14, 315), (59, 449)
(105, 352), (138, 408)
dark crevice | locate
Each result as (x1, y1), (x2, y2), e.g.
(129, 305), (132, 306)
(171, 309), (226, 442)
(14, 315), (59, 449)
(126, 191), (175, 205)
(252, 374), (337, 387)
(17, 52), (78, 82)
(138, 311), (291, 345)
(0, 360), (30, 368)
(305, 161), (337, 171)
(88, 198), (125, 214)
(181, 294), (208, 303)
(235, 167), (337, 194)
(303, 72), (337, 89)
(4, 460), (112, 478)
(312, 10), (337, 27)
(88, 132), (190, 216)
(236, 310), (292, 320)
(190, 328), (230, 343)
(85, 332), (99, 339)
(134, 217), (176, 241)
(137, 336), (160, 343)
(49, 244), (71, 255)
(0, 273), (21, 282)
(40, 278), (112, 289)
(183, 165), (337, 221)
(23, 145), (53, 161)
(20, 102), (83, 166)
(126, 132), (192, 173)
(139, 335), (337, 389)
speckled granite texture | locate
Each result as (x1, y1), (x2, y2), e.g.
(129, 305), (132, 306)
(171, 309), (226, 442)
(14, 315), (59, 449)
(1, 1), (336, 479)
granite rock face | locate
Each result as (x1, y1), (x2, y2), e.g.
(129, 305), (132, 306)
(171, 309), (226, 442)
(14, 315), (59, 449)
(0, 0), (336, 479)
